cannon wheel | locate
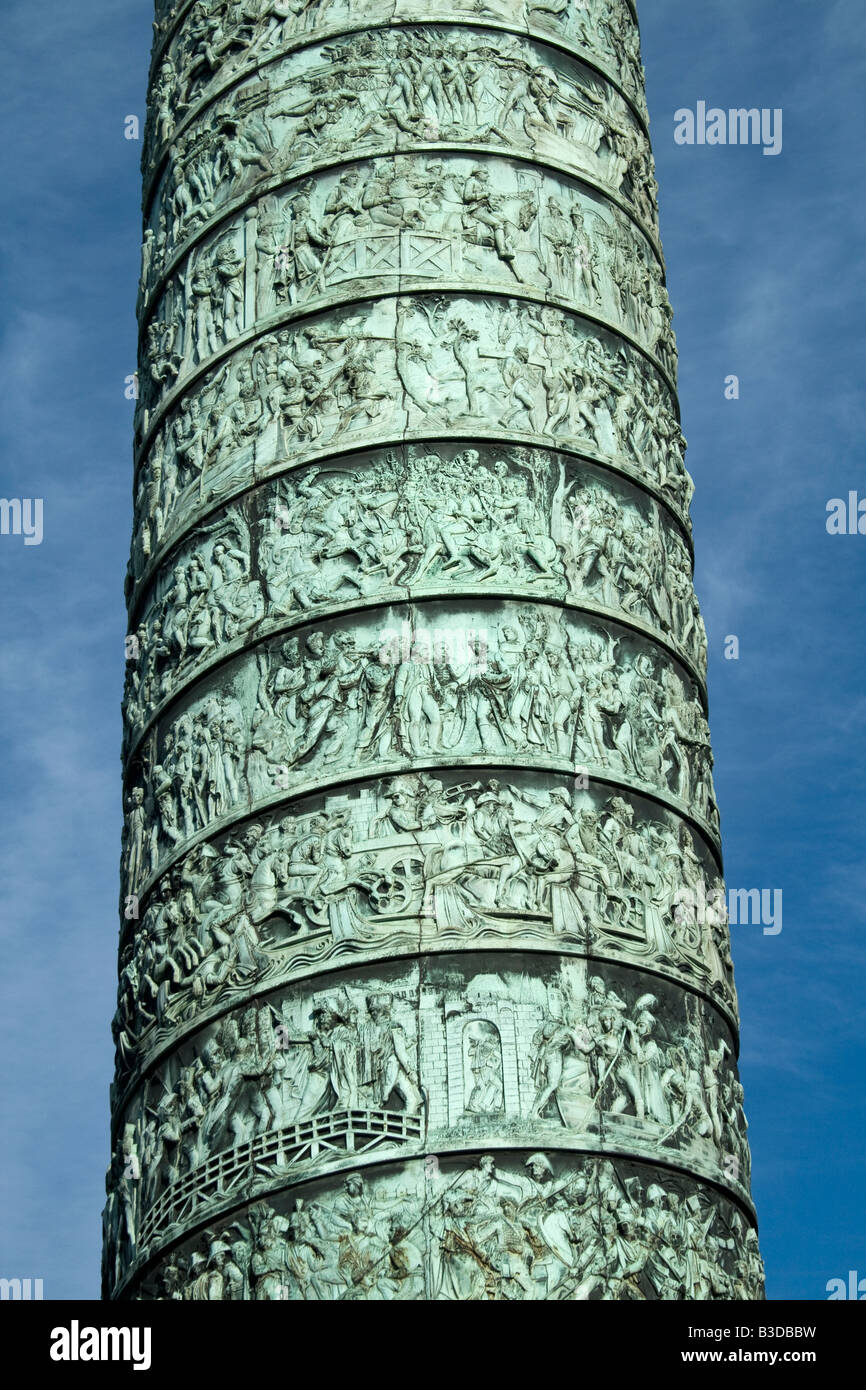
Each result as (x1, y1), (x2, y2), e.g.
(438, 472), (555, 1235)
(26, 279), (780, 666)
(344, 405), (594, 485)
(366, 855), (426, 915)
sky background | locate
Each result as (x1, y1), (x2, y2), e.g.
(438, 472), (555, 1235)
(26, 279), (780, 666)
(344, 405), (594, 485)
(0, 0), (863, 1300)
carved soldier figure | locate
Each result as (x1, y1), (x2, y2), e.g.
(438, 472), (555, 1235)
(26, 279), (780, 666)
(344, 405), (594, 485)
(362, 994), (422, 1114)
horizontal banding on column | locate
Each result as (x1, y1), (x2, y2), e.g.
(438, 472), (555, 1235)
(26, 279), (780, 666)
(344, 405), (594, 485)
(114, 929), (741, 1118)
(138, 152), (673, 394)
(123, 591), (708, 764)
(121, 596), (718, 860)
(107, 0), (763, 1306)
(142, 26), (657, 254)
(111, 950), (749, 1286)
(129, 431), (694, 618)
(124, 446), (705, 758)
(117, 1145), (758, 1302)
(113, 765), (730, 1100)
(141, 140), (665, 321)
(144, 9), (649, 195)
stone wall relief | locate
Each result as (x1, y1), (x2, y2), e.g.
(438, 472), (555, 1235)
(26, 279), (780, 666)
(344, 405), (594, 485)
(124, 447), (704, 740)
(140, 155), (675, 381)
(132, 295), (691, 548)
(112, 0), (764, 1313)
(114, 772), (734, 1089)
(121, 601), (717, 887)
(142, 216), (250, 390)
(145, 27), (657, 270)
(108, 956), (748, 1288)
(131, 1151), (763, 1301)
(416, 957), (749, 1184)
(147, 2), (645, 162)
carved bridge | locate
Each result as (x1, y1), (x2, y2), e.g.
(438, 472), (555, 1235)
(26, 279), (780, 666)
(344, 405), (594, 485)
(138, 1107), (425, 1251)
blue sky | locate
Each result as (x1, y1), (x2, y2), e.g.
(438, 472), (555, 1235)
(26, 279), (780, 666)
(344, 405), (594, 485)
(0, 0), (863, 1300)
